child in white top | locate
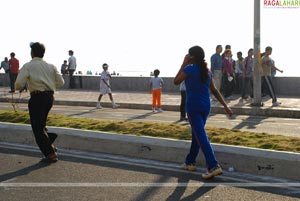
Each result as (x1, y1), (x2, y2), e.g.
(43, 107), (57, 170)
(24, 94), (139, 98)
(96, 63), (119, 109)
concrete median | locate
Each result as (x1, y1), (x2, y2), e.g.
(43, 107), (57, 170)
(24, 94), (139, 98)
(0, 122), (299, 181)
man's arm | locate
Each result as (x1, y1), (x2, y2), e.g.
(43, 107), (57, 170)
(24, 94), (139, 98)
(210, 55), (215, 72)
(15, 66), (29, 90)
(54, 66), (65, 88)
(272, 65), (283, 73)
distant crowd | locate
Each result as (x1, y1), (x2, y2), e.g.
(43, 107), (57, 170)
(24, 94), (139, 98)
(0, 49), (77, 92)
(209, 44), (283, 106)
(0, 44), (283, 109)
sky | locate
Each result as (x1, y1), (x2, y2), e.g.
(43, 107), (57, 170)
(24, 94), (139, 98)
(1, 0), (299, 77)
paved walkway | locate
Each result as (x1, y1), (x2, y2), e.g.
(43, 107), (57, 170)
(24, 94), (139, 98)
(1, 87), (300, 118)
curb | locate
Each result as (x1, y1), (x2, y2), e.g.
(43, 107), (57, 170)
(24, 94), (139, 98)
(0, 122), (299, 181)
(1, 97), (300, 118)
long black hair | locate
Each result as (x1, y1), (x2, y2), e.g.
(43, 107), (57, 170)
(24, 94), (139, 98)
(188, 46), (209, 83)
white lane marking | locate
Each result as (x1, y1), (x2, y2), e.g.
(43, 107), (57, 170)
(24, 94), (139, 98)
(1, 182), (300, 188)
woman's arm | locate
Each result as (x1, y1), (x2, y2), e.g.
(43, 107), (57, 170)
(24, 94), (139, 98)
(210, 77), (233, 116)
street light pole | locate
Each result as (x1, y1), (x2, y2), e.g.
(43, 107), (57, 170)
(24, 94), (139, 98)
(252, 0), (263, 106)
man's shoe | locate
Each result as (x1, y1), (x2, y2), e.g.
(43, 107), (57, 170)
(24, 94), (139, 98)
(40, 153), (58, 163)
(181, 163), (196, 171)
(202, 164), (223, 179)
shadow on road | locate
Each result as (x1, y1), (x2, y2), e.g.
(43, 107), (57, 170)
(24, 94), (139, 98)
(231, 115), (268, 130)
(67, 108), (98, 117)
(124, 112), (157, 122)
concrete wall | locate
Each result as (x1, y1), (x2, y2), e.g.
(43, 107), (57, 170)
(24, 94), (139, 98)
(60, 75), (180, 92)
(1, 73), (299, 95)
(272, 77), (300, 96)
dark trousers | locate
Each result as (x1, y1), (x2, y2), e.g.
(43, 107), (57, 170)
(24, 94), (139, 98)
(28, 91), (55, 157)
(262, 75), (277, 103)
(234, 73), (242, 93)
(223, 74), (235, 98)
(180, 91), (186, 118)
(241, 77), (253, 98)
(69, 69), (75, 88)
(9, 73), (18, 92)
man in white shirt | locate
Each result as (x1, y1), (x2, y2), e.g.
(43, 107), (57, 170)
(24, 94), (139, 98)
(68, 50), (77, 88)
(15, 42), (64, 163)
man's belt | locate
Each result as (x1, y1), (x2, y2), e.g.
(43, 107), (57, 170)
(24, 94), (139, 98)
(30, 90), (54, 96)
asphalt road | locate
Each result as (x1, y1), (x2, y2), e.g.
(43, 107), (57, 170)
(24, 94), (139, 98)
(1, 142), (299, 201)
(1, 103), (300, 137)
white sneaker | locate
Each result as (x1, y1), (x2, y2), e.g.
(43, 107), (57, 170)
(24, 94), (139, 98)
(181, 163), (197, 171)
(272, 101), (281, 106)
(96, 102), (102, 109)
(152, 107), (156, 112)
(202, 164), (223, 179)
(157, 108), (163, 112)
(112, 103), (120, 109)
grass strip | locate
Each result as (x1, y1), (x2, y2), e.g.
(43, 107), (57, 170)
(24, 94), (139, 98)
(0, 110), (299, 153)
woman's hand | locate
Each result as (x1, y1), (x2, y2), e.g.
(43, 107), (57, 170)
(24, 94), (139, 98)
(225, 106), (233, 117)
(182, 54), (193, 68)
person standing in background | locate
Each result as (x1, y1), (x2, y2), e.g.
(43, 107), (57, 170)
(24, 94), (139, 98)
(8, 52), (19, 93)
(1, 57), (10, 86)
(179, 81), (187, 121)
(1, 57), (9, 73)
(242, 48), (254, 100)
(61, 60), (68, 75)
(149, 69), (164, 112)
(234, 51), (244, 94)
(222, 45), (231, 59)
(68, 50), (76, 88)
(210, 45), (223, 94)
(222, 49), (235, 99)
(15, 42), (64, 163)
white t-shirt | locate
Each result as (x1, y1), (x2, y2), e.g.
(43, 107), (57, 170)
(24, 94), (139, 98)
(149, 77), (163, 90)
(68, 56), (77, 70)
(99, 71), (112, 94)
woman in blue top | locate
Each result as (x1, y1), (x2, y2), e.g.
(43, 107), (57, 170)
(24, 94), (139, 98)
(174, 46), (233, 179)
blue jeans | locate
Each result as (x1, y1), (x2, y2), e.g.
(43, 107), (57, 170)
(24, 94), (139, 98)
(185, 111), (218, 169)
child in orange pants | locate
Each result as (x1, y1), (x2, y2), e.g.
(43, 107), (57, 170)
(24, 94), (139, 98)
(149, 69), (164, 112)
